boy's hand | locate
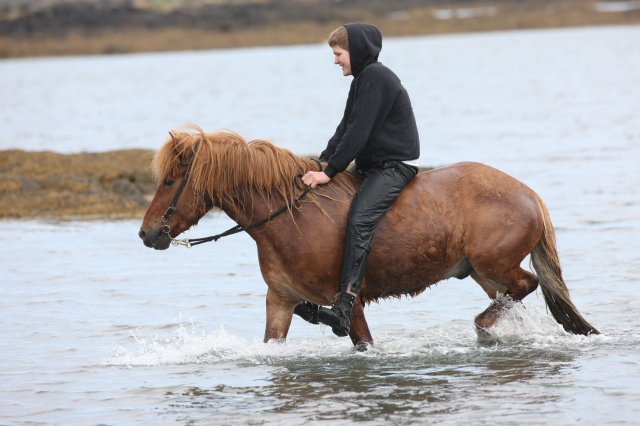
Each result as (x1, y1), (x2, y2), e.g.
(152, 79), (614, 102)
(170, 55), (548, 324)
(302, 171), (331, 188)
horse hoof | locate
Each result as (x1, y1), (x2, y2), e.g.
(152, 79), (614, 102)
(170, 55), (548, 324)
(354, 341), (372, 352)
(475, 326), (500, 345)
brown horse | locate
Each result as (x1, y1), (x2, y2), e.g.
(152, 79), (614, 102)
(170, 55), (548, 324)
(139, 127), (599, 346)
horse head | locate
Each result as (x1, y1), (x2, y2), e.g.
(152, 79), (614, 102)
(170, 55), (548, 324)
(139, 130), (212, 250)
(139, 126), (331, 250)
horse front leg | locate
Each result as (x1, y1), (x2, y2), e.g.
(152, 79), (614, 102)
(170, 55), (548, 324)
(349, 298), (373, 349)
(264, 287), (295, 343)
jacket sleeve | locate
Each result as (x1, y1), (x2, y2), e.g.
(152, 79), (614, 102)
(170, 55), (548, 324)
(320, 82), (355, 162)
(319, 118), (346, 163)
(323, 80), (386, 178)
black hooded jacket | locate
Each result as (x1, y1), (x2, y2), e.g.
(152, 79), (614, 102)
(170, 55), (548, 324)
(320, 23), (420, 178)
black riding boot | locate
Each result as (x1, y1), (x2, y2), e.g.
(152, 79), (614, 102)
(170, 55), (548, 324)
(293, 301), (320, 324)
(318, 292), (355, 337)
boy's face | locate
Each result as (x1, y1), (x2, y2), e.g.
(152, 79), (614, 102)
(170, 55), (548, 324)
(332, 45), (352, 76)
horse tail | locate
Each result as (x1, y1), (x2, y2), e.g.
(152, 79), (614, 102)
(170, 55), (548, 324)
(531, 196), (599, 335)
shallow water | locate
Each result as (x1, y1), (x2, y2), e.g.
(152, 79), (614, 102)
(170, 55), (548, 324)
(1, 218), (638, 425)
(1, 26), (640, 424)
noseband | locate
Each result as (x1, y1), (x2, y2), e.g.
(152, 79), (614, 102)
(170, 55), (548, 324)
(160, 146), (322, 248)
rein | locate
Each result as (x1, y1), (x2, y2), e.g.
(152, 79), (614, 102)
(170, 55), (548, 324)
(161, 150), (322, 248)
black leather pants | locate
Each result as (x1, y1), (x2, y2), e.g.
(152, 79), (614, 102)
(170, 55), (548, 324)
(339, 161), (418, 294)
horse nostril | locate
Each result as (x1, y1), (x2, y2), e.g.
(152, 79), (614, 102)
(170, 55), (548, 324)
(138, 228), (146, 240)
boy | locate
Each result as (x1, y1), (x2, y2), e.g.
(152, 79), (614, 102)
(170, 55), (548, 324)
(300, 23), (420, 337)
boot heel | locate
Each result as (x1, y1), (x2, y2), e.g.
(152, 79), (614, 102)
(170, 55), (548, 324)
(318, 306), (350, 337)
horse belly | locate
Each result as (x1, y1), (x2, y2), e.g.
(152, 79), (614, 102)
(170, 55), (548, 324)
(356, 169), (472, 299)
(362, 229), (463, 299)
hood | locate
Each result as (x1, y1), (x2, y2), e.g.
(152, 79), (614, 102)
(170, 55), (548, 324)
(345, 23), (382, 78)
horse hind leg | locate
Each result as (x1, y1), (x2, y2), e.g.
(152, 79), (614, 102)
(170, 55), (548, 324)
(472, 267), (539, 332)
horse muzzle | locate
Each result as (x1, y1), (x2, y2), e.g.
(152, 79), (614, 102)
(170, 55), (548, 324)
(138, 227), (171, 250)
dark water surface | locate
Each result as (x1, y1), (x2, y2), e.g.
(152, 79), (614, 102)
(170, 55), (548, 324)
(1, 26), (639, 425)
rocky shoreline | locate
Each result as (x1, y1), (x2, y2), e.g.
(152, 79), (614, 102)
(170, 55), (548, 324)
(1, 0), (639, 58)
(0, 149), (155, 219)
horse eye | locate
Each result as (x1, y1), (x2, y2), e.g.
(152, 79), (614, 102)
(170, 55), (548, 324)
(164, 178), (175, 187)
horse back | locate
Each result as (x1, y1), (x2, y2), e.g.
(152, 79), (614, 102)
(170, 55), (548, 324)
(392, 161), (541, 233)
(361, 162), (543, 298)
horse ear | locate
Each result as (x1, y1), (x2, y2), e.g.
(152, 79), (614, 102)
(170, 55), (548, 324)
(169, 131), (186, 164)
(168, 131), (189, 166)
(169, 131), (178, 145)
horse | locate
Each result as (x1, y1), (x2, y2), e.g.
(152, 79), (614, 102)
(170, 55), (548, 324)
(138, 127), (599, 346)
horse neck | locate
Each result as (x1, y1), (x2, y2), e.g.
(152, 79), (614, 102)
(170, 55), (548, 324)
(219, 188), (290, 234)
(210, 152), (311, 232)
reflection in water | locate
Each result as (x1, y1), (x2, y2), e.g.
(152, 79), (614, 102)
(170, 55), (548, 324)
(160, 348), (576, 423)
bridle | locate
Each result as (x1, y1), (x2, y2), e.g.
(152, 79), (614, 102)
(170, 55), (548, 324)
(159, 143), (321, 248)
(159, 141), (200, 238)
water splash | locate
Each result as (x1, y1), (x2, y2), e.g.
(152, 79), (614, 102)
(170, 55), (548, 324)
(475, 301), (611, 356)
(104, 302), (606, 368)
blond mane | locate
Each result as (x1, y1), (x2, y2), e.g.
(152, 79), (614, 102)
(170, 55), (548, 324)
(153, 125), (358, 209)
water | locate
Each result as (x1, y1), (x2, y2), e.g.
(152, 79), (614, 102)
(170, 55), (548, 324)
(1, 26), (639, 424)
